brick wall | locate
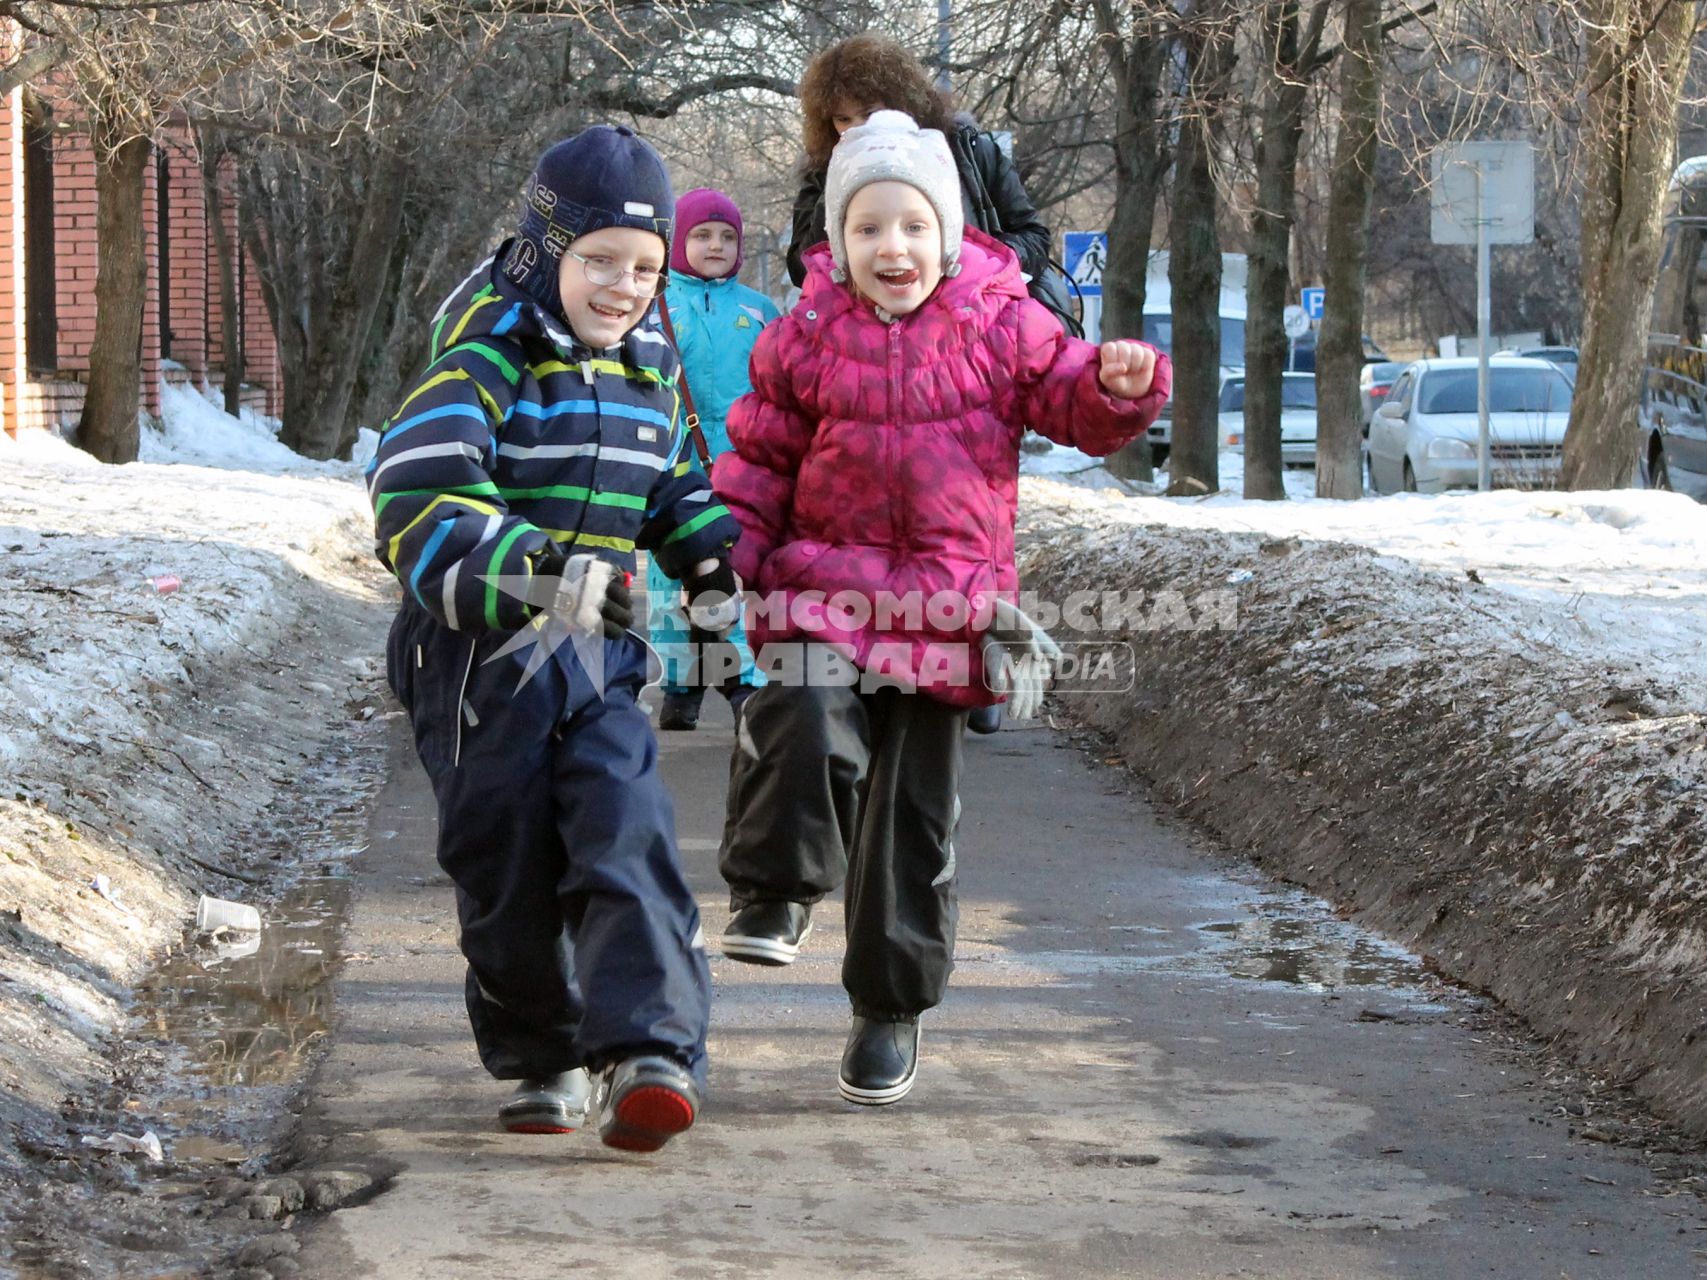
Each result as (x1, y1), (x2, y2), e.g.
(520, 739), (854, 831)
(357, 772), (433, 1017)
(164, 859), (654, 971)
(161, 122), (207, 382)
(51, 124), (96, 375)
(204, 151), (238, 388)
(0, 53), (284, 441)
(0, 87), (24, 436)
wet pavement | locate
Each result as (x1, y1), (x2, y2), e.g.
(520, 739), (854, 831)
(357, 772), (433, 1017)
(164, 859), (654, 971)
(124, 793), (371, 1176)
(282, 704), (1707, 1279)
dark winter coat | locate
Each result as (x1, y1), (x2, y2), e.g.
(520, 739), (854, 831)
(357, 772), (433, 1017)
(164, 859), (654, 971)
(786, 122), (1051, 288)
(368, 245), (741, 634)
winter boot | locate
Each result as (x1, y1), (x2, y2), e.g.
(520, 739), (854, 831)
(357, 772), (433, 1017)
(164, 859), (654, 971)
(498, 1068), (593, 1134)
(596, 1055), (700, 1152)
(721, 900), (813, 966)
(659, 689), (704, 731)
(838, 1015), (919, 1106)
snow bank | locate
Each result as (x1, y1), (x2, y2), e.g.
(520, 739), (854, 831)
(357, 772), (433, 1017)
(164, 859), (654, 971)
(1017, 472), (1707, 1136)
(0, 393), (392, 1180)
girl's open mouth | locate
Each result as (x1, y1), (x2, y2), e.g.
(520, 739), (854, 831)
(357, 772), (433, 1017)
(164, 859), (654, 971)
(591, 302), (631, 320)
(877, 269), (919, 289)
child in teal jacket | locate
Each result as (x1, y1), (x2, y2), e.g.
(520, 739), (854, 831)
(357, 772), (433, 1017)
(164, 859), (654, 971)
(649, 188), (780, 729)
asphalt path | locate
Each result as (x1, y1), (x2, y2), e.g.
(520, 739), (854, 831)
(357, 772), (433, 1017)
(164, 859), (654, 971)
(291, 700), (1707, 1279)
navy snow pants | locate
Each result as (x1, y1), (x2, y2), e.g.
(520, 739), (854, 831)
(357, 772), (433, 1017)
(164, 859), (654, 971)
(388, 601), (710, 1088)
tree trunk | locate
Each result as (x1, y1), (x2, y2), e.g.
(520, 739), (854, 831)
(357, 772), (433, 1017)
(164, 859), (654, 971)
(1166, 1), (1237, 498)
(79, 119), (150, 464)
(1562, 0), (1695, 490)
(293, 151), (409, 459)
(1099, 20), (1170, 342)
(199, 129), (243, 417)
(1095, 7), (1172, 484)
(1243, 1), (1309, 501)
(1315, 0), (1383, 500)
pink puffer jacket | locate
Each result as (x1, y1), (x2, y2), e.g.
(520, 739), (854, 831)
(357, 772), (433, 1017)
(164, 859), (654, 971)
(715, 231), (1171, 706)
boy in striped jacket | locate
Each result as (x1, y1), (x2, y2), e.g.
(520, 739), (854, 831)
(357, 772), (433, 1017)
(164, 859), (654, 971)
(368, 125), (741, 1153)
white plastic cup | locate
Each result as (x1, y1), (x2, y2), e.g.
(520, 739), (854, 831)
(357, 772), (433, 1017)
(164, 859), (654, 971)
(195, 895), (261, 934)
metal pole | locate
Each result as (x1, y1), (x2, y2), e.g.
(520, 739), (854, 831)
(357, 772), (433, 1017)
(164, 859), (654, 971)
(937, 0), (952, 91)
(1475, 162), (1491, 493)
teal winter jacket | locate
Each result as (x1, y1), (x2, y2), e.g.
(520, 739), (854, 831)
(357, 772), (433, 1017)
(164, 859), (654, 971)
(662, 271), (781, 460)
(368, 247), (741, 633)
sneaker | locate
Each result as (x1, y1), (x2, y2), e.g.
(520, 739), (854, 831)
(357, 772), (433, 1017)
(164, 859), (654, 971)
(498, 1068), (593, 1134)
(595, 1055), (700, 1153)
(721, 900), (812, 966)
(838, 1016), (919, 1106)
(659, 690), (704, 731)
(966, 703), (1002, 735)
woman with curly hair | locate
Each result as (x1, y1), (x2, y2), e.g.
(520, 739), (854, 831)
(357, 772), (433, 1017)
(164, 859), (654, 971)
(784, 32), (1051, 292)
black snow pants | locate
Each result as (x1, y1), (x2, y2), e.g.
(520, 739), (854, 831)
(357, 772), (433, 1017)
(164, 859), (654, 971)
(388, 600), (711, 1088)
(720, 654), (968, 1019)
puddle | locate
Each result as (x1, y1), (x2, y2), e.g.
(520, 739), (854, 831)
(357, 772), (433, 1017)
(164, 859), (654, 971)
(985, 877), (1441, 1000)
(1188, 914), (1420, 989)
(125, 772), (374, 1164)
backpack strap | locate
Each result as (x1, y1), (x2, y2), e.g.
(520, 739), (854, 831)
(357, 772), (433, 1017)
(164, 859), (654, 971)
(654, 296), (714, 469)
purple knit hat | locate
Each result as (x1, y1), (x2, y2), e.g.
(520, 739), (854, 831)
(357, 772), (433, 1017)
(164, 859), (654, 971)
(670, 187), (745, 277)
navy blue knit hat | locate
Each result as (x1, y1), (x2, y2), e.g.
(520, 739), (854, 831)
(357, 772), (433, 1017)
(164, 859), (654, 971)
(501, 125), (675, 318)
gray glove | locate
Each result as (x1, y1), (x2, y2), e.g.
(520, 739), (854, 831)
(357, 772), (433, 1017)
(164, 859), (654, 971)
(535, 550), (633, 638)
(980, 598), (1063, 720)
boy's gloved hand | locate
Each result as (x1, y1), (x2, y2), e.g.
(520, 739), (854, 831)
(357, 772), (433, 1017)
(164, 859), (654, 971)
(535, 548), (634, 639)
(682, 557), (743, 638)
(981, 598), (1063, 720)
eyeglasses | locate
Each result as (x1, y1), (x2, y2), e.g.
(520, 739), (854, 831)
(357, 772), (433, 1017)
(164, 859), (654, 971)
(564, 249), (665, 297)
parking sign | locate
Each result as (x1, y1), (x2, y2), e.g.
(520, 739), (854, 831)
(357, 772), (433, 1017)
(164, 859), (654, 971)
(1301, 287), (1325, 319)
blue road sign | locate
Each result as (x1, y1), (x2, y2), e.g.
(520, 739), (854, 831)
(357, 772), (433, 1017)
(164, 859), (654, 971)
(1064, 232), (1107, 298)
(1301, 286), (1325, 319)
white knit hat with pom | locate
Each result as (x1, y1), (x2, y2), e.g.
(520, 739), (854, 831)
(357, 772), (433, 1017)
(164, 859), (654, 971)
(824, 109), (964, 277)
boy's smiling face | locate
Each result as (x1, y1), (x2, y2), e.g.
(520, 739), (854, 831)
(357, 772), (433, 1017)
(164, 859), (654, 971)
(557, 226), (666, 349)
(843, 180), (942, 318)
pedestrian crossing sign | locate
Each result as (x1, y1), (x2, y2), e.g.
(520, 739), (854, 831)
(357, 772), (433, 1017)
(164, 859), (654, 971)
(1063, 232), (1107, 298)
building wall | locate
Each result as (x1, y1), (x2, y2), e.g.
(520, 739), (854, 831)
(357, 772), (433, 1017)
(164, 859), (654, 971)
(0, 67), (283, 440)
(0, 86), (24, 436)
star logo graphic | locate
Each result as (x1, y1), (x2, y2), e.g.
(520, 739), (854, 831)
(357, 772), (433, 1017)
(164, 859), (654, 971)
(478, 571), (614, 696)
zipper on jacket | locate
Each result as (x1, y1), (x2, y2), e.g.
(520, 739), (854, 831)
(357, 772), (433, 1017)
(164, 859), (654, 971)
(887, 320), (906, 550)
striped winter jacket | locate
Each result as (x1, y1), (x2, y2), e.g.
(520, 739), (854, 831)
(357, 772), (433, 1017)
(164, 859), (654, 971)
(368, 248), (741, 633)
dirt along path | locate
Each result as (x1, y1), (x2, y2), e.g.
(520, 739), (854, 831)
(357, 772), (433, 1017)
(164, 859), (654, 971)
(270, 695), (1707, 1280)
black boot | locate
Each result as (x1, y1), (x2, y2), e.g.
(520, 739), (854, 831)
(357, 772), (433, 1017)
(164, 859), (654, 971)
(659, 689), (704, 731)
(721, 900), (812, 966)
(838, 1015), (919, 1106)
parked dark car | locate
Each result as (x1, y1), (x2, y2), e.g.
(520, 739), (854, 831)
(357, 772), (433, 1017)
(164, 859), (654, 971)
(1359, 361), (1405, 431)
(1640, 155), (1707, 500)
(1285, 332), (1389, 373)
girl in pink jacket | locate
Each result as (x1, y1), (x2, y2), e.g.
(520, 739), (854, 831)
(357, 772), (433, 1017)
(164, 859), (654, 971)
(713, 110), (1171, 1107)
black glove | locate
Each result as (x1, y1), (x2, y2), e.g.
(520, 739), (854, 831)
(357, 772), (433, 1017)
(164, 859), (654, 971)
(534, 547), (633, 639)
(682, 557), (742, 639)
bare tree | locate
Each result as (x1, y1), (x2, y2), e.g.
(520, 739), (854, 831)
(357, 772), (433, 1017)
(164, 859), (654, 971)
(1241, 0), (1333, 499)
(1562, 0), (1700, 488)
(1166, 0), (1238, 497)
(1314, 0), (1385, 500)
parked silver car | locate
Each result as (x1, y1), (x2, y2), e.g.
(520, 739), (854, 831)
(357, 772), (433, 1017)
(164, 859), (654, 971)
(1366, 357), (1573, 494)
